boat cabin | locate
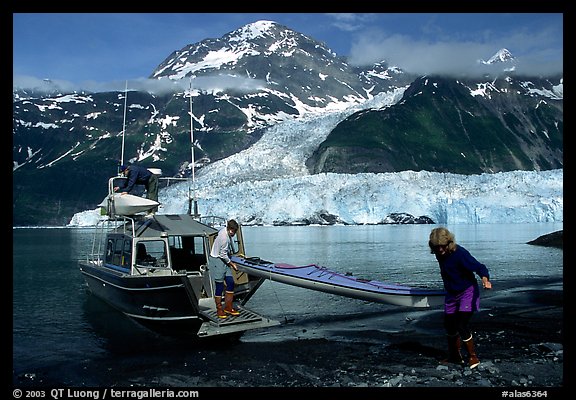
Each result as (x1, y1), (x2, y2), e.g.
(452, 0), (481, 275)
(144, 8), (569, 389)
(83, 212), (263, 310)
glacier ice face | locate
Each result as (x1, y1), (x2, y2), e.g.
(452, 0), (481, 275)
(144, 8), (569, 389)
(69, 169), (563, 227)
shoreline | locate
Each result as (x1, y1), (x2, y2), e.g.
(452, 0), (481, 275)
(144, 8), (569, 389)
(14, 276), (564, 390)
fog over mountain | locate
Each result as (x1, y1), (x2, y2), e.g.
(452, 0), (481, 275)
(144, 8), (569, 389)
(348, 34), (562, 78)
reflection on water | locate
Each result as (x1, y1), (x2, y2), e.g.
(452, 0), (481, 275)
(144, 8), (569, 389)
(81, 295), (161, 354)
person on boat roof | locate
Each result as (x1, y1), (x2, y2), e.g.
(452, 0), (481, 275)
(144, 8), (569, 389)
(429, 227), (492, 370)
(114, 164), (159, 213)
(209, 219), (241, 319)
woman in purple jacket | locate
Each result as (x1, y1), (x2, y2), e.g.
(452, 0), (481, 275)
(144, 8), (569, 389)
(429, 227), (492, 369)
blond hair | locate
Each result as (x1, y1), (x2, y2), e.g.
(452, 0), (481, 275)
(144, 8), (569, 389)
(429, 227), (457, 253)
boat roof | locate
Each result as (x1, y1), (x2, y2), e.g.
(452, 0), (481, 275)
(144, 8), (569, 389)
(118, 214), (219, 238)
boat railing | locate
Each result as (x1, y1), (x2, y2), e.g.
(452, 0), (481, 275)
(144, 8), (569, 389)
(159, 176), (189, 186)
(104, 176), (125, 218)
(86, 215), (137, 265)
(107, 175), (124, 195)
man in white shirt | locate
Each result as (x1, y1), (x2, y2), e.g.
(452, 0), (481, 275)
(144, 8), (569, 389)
(210, 219), (240, 319)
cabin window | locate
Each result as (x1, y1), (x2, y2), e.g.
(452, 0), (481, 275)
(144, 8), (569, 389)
(122, 239), (132, 268)
(168, 235), (207, 271)
(112, 238), (124, 266)
(103, 236), (131, 271)
(105, 239), (114, 263)
(187, 236), (206, 256)
(135, 240), (167, 268)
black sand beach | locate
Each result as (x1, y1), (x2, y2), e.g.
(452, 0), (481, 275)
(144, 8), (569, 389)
(135, 277), (565, 389)
(15, 275), (564, 393)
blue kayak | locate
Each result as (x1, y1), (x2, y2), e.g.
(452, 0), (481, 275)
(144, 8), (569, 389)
(232, 256), (446, 308)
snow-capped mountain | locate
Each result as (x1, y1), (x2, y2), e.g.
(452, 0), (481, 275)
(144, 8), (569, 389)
(481, 48), (515, 65)
(308, 75), (563, 174)
(13, 21), (563, 226)
(151, 20), (406, 111)
(479, 48), (517, 72)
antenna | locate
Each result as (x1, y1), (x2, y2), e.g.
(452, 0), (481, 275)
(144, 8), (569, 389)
(120, 81), (128, 169)
(188, 79), (199, 217)
(189, 79), (196, 190)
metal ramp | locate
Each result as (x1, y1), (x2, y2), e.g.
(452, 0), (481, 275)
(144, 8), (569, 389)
(200, 306), (265, 324)
(197, 306), (280, 337)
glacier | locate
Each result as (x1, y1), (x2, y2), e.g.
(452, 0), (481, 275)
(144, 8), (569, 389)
(68, 168), (563, 227)
(68, 89), (563, 227)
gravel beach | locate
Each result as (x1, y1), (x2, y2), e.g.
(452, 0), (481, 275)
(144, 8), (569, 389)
(137, 277), (565, 388)
(15, 275), (564, 395)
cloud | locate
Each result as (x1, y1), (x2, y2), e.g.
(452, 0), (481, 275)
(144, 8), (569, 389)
(324, 13), (378, 32)
(13, 74), (267, 95)
(346, 29), (563, 77)
(12, 75), (149, 94)
(12, 75), (85, 94)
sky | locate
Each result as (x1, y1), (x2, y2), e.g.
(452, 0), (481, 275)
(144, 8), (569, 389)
(13, 12), (563, 93)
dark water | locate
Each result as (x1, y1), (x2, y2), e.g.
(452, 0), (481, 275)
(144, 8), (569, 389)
(12, 223), (563, 386)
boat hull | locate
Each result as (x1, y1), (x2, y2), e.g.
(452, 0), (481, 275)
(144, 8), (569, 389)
(80, 261), (201, 322)
(79, 260), (280, 337)
(233, 256), (446, 308)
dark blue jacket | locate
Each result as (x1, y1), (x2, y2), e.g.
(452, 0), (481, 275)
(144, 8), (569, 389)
(436, 245), (490, 294)
(118, 165), (153, 193)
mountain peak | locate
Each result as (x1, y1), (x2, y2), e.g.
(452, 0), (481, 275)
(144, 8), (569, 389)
(488, 48), (514, 63)
(480, 48), (515, 65)
(222, 19), (302, 51)
(230, 20), (280, 41)
(151, 20), (317, 81)
(477, 48), (516, 72)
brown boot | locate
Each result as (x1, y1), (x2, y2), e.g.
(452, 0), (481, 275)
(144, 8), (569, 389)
(463, 335), (480, 369)
(224, 291), (240, 316)
(215, 296), (227, 319)
(440, 334), (464, 365)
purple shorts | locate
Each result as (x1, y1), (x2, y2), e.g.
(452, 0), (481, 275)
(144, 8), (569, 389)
(444, 285), (480, 314)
